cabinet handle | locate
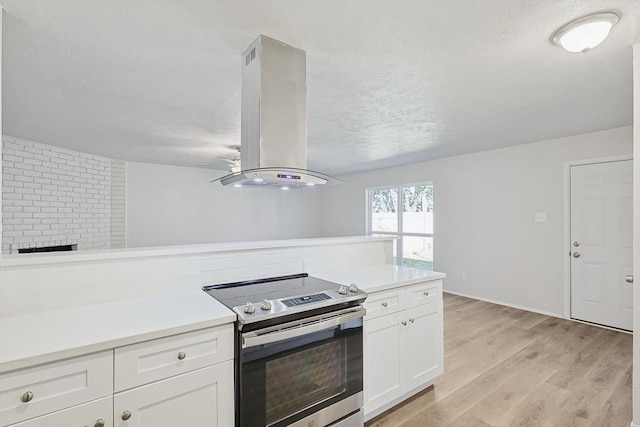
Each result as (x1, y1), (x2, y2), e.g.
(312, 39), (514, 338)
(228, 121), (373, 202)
(401, 321), (407, 326)
(20, 391), (34, 403)
(424, 291), (430, 297)
(381, 302), (388, 308)
(177, 351), (187, 360)
(95, 419), (105, 427)
(122, 410), (132, 421)
(409, 318), (415, 323)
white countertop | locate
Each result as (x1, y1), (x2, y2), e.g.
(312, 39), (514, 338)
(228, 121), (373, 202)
(0, 290), (236, 373)
(0, 236), (394, 267)
(0, 262), (442, 374)
(313, 264), (445, 293)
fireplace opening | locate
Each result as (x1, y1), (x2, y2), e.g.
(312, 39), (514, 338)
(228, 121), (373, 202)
(18, 244), (78, 254)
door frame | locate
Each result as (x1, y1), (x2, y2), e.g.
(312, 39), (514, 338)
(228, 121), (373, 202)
(562, 155), (633, 320)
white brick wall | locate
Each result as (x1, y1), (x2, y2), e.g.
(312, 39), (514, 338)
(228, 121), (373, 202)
(1, 137), (126, 253)
(110, 161), (126, 248)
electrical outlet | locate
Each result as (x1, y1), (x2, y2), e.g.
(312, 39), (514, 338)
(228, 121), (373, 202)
(461, 272), (468, 280)
(535, 212), (547, 223)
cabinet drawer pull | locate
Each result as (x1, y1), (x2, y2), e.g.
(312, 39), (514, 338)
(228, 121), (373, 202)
(381, 302), (388, 308)
(95, 419), (105, 427)
(423, 291), (430, 297)
(122, 410), (132, 421)
(401, 321), (407, 326)
(177, 351), (187, 360)
(20, 391), (34, 403)
(409, 318), (415, 323)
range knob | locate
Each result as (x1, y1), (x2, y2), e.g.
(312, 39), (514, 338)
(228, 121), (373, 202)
(244, 302), (255, 314)
(261, 299), (272, 311)
(349, 284), (359, 293)
(338, 285), (348, 295)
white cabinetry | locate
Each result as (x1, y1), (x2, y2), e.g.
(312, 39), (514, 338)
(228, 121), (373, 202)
(363, 280), (443, 420)
(0, 351), (112, 426)
(405, 301), (443, 391)
(363, 311), (406, 411)
(113, 325), (234, 427)
(0, 325), (234, 427)
(113, 361), (233, 427)
(7, 397), (113, 427)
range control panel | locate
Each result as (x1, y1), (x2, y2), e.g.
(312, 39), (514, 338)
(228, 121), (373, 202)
(282, 293), (331, 307)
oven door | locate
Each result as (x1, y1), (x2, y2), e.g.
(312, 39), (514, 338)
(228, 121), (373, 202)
(238, 306), (364, 427)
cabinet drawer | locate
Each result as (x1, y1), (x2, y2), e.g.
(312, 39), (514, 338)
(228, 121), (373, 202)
(114, 360), (234, 427)
(0, 351), (113, 426)
(364, 289), (406, 319)
(7, 396), (113, 427)
(114, 325), (233, 392)
(406, 280), (442, 308)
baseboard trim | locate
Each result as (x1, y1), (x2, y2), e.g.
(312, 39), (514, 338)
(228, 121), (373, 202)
(444, 290), (633, 334)
(630, 422), (639, 427)
(443, 290), (563, 319)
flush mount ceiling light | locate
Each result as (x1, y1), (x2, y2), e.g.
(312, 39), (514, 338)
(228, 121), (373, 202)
(552, 12), (619, 53)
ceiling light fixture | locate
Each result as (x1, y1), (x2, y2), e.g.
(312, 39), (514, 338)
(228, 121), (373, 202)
(552, 12), (619, 53)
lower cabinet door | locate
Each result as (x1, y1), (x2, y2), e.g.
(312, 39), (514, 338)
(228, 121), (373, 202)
(8, 397), (113, 427)
(405, 300), (444, 391)
(113, 361), (234, 427)
(0, 351), (113, 426)
(363, 311), (406, 415)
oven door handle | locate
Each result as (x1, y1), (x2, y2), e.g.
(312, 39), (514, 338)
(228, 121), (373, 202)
(242, 306), (365, 349)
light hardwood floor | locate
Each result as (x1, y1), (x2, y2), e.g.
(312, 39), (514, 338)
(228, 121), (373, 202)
(365, 293), (632, 427)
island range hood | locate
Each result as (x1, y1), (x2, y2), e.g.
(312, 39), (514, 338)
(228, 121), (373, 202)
(214, 35), (341, 189)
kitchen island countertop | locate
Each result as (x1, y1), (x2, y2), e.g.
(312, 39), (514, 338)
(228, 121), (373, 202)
(0, 290), (235, 373)
(313, 264), (445, 293)
(1, 263), (442, 373)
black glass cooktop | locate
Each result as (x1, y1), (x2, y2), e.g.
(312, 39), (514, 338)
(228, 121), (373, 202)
(203, 274), (342, 310)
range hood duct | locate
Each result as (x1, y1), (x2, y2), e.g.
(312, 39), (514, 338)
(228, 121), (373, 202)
(214, 35), (341, 189)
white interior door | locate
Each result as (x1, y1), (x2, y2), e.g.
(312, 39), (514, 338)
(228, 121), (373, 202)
(570, 160), (633, 331)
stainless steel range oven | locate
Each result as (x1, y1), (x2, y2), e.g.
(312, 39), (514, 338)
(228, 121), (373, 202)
(204, 274), (367, 427)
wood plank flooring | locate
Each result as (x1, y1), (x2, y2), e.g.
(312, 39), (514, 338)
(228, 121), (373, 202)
(365, 293), (632, 427)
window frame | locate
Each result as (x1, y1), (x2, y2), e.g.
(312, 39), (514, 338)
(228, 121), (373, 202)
(366, 182), (434, 268)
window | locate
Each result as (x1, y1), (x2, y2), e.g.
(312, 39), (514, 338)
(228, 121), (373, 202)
(367, 183), (433, 270)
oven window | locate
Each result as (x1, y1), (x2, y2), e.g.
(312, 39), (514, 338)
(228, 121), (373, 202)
(265, 340), (347, 425)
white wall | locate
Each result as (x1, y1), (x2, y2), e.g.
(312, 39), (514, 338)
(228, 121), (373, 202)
(0, 8), (4, 250)
(126, 162), (323, 247)
(0, 237), (391, 316)
(319, 126), (633, 316)
(110, 161), (126, 248)
(1, 137), (126, 253)
(631, 42), (640, 427)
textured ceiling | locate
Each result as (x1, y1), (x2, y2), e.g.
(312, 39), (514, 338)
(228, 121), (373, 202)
(2, 0), (639, 176)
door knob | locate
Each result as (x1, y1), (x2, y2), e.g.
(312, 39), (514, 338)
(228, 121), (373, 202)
(572, 252), (580, 258)
(626, 275), (634, 284)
